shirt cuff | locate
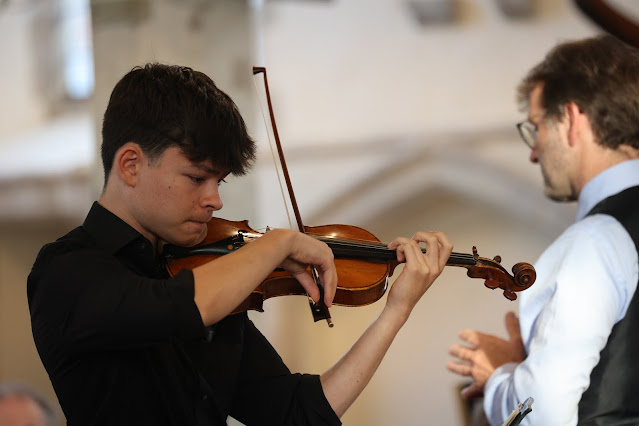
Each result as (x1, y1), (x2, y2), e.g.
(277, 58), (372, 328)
(301, 374), (342, 425)
(487, 362), (519, 388)
(483, 362), (519, 421)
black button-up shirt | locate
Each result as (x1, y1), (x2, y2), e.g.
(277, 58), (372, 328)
(28, 202), (340, 425)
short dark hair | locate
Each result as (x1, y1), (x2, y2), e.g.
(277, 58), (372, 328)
(101, 63), (256, 184)
(517, 34), (639, 150)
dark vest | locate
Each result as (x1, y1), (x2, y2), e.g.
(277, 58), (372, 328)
(578, 185), (639, 425)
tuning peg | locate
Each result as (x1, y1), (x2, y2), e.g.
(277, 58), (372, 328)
(484, 279), (499, 290)
(503, 289), (517, 301)
(493, 255), (502, 263)
(472, 246), (479, 259)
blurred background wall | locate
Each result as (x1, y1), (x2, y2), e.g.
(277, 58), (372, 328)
(0, 0), (634, 424)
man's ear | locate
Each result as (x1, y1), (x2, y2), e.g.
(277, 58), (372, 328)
(114, 143), (144, 187)
(565, 102), (586, 148)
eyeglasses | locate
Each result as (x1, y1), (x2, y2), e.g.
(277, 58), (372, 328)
(516, 120), (538, 149)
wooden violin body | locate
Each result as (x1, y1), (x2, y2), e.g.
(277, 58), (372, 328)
(163, 218), (396, 314)
(163, 217), (537, 316)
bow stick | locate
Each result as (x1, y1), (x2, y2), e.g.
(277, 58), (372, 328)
(253, 66), (334, 327)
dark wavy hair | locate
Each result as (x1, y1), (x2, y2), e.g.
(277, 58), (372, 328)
(517, 34), (639, 150)
(101, 63), (256, 184)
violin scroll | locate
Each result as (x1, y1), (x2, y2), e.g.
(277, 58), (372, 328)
(450, 246), (536, 301)
(513, 262), (536, 289)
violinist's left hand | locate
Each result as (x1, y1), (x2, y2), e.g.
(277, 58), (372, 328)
(320, 230), (451, 417)
(385, 231), (453, 321)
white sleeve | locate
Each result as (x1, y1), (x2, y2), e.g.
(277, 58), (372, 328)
(483, 215), (637, 426)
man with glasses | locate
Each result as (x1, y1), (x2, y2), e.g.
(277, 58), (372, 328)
(447, 34), (639, 425)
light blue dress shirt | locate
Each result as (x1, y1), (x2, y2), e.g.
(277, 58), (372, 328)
(483, 159), (639, 426)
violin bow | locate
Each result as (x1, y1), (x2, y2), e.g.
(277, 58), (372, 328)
(252, 67), (334, 327)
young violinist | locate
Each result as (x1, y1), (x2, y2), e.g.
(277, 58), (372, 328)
(27, 63), (453, 425)
(446, 34), (639, 425)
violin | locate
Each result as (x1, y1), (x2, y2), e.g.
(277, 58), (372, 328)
(162, 67), (537, 326)
(163, 217), (536, 310)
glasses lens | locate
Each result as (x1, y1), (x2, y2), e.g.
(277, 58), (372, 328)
(518, 121), (537, 148)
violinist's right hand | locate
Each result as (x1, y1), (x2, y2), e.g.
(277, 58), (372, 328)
(278, 230), (337, 308)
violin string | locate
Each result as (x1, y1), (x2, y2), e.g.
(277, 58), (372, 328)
(237, 227), (476, 262)
(305, 232), (477, 260)
(305, 233), (387, 247)
(252, 74), (295, 231)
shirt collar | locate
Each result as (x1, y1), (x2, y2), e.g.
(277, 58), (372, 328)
(82, 201), (164, 277)
(82, 201), (147, 254)
(577, 158), (639, 221)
